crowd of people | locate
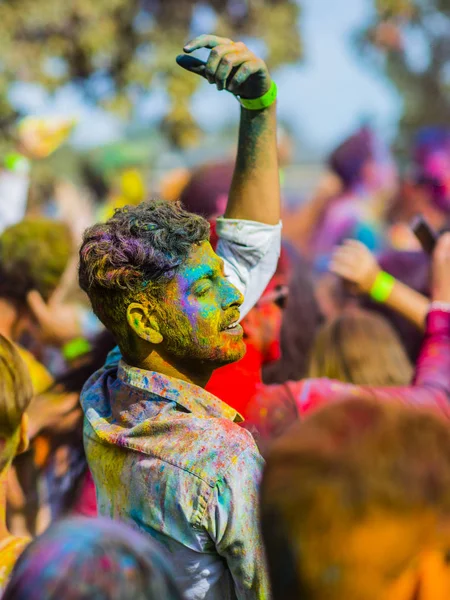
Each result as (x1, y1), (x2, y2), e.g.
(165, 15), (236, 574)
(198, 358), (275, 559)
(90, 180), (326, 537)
(2, 32), (450, 600)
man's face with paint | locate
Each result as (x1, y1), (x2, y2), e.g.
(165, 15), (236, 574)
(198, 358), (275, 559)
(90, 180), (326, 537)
(152, 241), (245, 368)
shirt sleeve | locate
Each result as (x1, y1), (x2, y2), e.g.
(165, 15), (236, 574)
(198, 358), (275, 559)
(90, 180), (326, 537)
(296, 309), (450, 418)
(246, 310), (450, 451)
(204, 445), (271, 600)
(216, 218), (282, 320)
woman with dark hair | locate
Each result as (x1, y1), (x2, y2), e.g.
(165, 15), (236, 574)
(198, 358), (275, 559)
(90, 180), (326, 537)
(3, 517), (183, 600)
(262, 256), (322, 384)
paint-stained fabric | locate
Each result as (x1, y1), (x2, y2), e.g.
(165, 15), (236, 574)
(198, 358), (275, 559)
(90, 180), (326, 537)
(245, 309), (450, 451)
(82, 361), (269, 600)
(0, 536), (30, 593)
(81, 217), (280, 599)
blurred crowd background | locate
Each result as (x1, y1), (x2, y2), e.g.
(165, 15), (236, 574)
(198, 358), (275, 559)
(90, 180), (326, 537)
(3, 0), (450, 596)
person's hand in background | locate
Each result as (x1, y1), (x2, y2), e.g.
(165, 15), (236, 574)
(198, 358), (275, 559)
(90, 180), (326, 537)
(27, 284), (82, 347)
(330, 239), (381, 294)
(432, 233), (450, 304)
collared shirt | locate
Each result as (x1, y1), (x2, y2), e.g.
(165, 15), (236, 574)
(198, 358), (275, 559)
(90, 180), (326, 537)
(81, 218), (280, 600)
(82, 363), (269, 600)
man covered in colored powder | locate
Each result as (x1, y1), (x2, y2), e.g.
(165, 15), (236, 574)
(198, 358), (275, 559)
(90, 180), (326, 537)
(79, 35), (281, 600)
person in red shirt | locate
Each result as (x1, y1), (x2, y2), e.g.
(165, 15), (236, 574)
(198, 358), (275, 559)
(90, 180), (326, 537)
(246, 233), (450, 452)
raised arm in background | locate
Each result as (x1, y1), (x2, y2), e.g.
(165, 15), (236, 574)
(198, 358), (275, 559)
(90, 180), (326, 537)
(330, 239), (430, 330)
(247, 234), (450, 451)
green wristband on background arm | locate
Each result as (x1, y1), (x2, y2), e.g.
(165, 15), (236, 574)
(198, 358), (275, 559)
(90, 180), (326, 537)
(4, 152), (29, 173)
(239, 81), (277, 111)
(62, 337), (92, 362)
(370, 271), (395, 303)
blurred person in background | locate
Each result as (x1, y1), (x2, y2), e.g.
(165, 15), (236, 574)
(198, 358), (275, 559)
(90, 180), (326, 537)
(0, 336), (33, 592)
(98, 168), (147, 222)
(284, 126), (397, 268)
(332, 239), (431, 363)
(261, 255), (322, 385)
(0, 217), (103, 536)
(400, 127), (450, 234)
(245, 233), (450, 452)
(0, 218), (73, 392)
(261, 397), (450, 600)
(7, 331), (116, 537)
(3, 517), (184, 600)
(308, 310), (413, 386)
(0, 117), (75, 235)
(358, 127), (450, 359)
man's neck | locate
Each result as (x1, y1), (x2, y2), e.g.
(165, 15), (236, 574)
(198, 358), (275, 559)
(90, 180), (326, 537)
(127, 350), (213, 389)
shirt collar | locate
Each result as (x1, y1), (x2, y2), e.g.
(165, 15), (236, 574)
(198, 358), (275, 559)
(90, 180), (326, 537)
(117, 360), (243, 423)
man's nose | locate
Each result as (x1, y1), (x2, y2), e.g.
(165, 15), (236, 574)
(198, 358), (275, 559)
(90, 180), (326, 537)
(222, 279), (244, 310)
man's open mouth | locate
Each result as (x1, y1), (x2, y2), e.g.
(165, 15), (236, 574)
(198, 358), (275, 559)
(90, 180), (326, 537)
(224, 320), (239, 330)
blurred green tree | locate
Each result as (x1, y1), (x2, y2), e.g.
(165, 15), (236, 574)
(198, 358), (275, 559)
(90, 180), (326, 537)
(0, 0), (302, 148)
(359, 0), (450, 151)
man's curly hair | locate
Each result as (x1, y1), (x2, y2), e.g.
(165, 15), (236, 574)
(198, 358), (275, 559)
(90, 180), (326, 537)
(78, 199), (210, 343)
(0, 218), (72, 304)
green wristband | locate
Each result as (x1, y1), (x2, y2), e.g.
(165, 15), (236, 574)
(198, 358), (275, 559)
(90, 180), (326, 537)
(63, 337), (92, 361)
(239, 81), (277, 111)
(4, 152), (29, 173)
(370, 271), (395, 303)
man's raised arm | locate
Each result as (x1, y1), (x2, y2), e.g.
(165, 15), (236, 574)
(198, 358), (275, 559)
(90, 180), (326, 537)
(178, 34), (280, 225)
(178, 35), (282, 318)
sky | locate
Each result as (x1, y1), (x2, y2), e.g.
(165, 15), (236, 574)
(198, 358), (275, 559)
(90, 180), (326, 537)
(10, 0), (403, 157)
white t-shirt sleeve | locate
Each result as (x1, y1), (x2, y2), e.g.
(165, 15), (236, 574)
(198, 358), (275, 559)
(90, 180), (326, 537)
(216, 218), (282, 320)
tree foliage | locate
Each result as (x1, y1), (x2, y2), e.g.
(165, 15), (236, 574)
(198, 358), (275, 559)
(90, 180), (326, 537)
(0, 0), (302, 148)
(360, 0), (450, 149)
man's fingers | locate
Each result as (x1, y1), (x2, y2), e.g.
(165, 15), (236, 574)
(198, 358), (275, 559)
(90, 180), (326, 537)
(176, 55), (207, 78)
(215, 50), (255, 91)
(183, 34), (233, 53)
(204, 45), (235, 84)
(330, 264), (353, 280)
(227, 60), (264, 94)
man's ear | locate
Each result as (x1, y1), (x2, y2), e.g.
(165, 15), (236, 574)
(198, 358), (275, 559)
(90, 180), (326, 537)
(17, 413), (29, 455)
(126, 303), (163, 345)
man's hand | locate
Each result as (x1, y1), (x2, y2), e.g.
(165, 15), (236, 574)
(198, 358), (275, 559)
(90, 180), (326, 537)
(177, 34), (271, 99)
(177, 33), (280, 227)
